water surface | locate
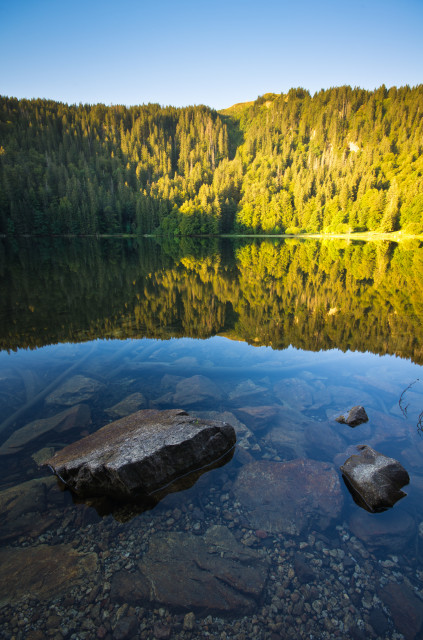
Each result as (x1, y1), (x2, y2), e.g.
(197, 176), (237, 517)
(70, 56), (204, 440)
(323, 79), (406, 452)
(1, 237), (423, 640)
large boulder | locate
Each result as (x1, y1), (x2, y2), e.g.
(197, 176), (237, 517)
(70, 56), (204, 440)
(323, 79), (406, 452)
(44, 409), (236, 501)
(340, 445), (409, 512)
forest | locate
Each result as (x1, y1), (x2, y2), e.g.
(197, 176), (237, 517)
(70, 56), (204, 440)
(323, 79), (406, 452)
(0, 85), (422, 236)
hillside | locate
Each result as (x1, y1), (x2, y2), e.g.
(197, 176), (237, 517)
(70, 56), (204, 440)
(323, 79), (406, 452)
(0, 85), (422, 236)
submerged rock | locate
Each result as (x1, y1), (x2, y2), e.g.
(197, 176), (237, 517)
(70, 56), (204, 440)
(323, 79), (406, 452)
(304, 422), (348, 461)
(44, 409), (236, 500)
(379, 581), (423, 640)
(110, 525), (268, 613)
(235, 405), (281, 432)
(45, 375), (103, 406)
(155, 375), (224, 406)
(229, 379), (267, 401)
(232, 459), (343, 535)
(273, 377), (314, 410)
(31, 446), (56, 466)
(105, 392), (146, 418)
(237, 405), (310, 457)
(195, 410), (253, 450)
(0, 477), (58, 542)
(0, 543), (98, 607)
(349, 508), (415, 551)
(335, 405), (369, 427)
(365, 409), (409, 446)
(316, 387), (373, 412)
(0, 404), (91, 455)
(195, 410), (250, 437)
(341, 445), (409, 512)
(113, 616), (138, 640)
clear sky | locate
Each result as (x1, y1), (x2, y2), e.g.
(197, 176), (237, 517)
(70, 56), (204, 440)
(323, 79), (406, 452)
(0, 0), (422, 110)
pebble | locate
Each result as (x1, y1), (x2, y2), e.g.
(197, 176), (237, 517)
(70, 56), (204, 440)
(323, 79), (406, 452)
(255, 529), (267, 539)
(183, 612), (195, 631)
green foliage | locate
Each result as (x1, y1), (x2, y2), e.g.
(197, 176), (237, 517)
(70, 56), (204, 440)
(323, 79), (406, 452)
(0, 85), (422, 235)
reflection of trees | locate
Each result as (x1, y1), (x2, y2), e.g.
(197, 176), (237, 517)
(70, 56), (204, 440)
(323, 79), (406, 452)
(1, 237), (423, 364)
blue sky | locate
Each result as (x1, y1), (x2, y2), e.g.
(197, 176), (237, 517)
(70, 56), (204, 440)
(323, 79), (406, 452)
(0, 0), (422, 109)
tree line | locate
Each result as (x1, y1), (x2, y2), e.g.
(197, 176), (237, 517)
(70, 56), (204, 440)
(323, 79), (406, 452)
(0, 85), (422, 236)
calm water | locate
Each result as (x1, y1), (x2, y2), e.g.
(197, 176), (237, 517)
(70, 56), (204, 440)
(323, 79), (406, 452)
(1, 237), (423, 640)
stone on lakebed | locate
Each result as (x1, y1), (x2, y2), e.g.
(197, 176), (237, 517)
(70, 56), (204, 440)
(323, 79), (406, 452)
(0, 543), (98, 607)
(232, 459), (343, 535)
(110, 525), (268, 613)
(335, 405), (369, 427)
(340, 444), (409, 512)
(43, 409), (236, 500)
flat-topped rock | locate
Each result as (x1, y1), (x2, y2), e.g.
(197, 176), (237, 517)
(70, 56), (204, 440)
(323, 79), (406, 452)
(44, 409), (236, 500)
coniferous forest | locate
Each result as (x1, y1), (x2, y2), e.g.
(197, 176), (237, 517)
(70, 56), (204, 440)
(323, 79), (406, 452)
(0, 85), (422, 236)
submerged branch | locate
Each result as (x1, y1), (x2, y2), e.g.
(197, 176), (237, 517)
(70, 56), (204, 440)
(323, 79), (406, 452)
(399, 379), (419, 417)
(398, 378), (423, 436)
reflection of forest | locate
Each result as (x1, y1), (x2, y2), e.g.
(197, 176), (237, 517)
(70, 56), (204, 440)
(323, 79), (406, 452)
(1, 237), (423, 363)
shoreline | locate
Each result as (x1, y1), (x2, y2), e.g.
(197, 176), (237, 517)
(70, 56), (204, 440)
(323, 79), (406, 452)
(1, 231), (422, 242)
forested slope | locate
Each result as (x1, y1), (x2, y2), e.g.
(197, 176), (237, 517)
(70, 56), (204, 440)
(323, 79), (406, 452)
(0, 85), (422, 235)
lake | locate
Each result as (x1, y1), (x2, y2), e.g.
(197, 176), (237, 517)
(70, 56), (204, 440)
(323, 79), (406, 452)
(0, 236), (423, 640)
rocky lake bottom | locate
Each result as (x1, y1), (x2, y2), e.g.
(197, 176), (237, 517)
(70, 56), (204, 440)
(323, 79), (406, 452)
(1, 337), (423, 640)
